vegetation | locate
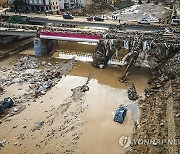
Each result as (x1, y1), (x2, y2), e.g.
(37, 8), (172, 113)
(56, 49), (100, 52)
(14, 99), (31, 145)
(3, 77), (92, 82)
(115, 0), (134, 10)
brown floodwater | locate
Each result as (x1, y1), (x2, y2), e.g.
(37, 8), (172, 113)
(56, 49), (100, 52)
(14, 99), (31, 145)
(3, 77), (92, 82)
(0, 41), (151, 154)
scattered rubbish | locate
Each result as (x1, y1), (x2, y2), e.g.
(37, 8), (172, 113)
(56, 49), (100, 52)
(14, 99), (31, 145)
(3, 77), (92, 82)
(31, 121), (45, 132)
(13, 108), (19, 112)
(14, 142), (18, 146)
(0, 139), (6, 147)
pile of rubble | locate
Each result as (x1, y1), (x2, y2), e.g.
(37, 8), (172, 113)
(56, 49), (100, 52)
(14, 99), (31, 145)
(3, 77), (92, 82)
(0, 56), (76, 114)
(127, 83), (138, 101)
(93, 33), (180, 69)
(92, 39), (119, 68)
(128, 51), (180, 153)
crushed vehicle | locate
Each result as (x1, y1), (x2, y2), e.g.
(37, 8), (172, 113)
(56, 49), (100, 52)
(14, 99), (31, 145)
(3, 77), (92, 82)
(114, 105), (127, 124)
(0, 97), (14, 114)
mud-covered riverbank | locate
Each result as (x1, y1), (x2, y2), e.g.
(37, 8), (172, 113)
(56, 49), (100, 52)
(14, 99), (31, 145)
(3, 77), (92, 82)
(0, 51), (150, 154)
(128, 51), (180, 153)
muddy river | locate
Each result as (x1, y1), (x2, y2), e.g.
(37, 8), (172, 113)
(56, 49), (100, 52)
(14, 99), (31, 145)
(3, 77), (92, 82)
(0, 41), (151, 154)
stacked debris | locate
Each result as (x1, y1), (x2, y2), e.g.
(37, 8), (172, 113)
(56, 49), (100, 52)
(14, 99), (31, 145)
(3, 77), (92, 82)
(128, 51), (180, 153)
(92, 39), (118, 68)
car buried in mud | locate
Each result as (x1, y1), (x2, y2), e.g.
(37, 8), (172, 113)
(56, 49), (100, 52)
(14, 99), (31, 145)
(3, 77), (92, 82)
(0, 97), (14, 114)
(114, 106), (127, 124)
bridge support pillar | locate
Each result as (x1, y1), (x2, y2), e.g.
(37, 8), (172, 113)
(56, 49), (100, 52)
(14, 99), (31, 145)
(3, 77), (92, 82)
(33, 37), (58, 56)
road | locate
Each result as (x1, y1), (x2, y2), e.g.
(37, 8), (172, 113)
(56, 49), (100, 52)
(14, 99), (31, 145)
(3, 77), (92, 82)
(0, 9), (166, 30)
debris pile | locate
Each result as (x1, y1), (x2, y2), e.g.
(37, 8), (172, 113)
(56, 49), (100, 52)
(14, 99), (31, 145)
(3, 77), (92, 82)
(127, 83), (138, 101)
(93, 33), (180, 70)
(25, 75), (92, 153)
(92, 39), (118, 68)
(129, 51), (180, 153)
(0, 56), (76, 115)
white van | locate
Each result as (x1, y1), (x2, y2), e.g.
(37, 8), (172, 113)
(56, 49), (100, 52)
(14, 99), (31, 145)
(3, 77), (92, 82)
(171, 19), (180, 26)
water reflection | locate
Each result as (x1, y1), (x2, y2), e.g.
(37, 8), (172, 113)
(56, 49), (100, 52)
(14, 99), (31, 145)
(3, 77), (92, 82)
(127, 102), (139, 122)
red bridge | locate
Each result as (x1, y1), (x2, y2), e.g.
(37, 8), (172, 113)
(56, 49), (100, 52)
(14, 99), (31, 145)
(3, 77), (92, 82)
(40, 31), (102, 43)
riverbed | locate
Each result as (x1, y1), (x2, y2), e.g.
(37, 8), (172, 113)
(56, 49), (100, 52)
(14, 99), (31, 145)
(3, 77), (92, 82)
(0, 41), (151, 154)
